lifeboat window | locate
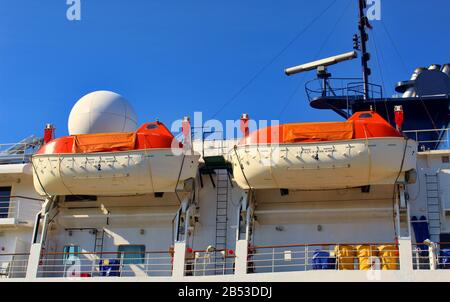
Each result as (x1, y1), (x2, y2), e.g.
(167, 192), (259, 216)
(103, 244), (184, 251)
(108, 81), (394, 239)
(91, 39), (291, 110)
(146, 124), (159, 130)
(117, 245), (146, 264)
(359, 113), (373, 119)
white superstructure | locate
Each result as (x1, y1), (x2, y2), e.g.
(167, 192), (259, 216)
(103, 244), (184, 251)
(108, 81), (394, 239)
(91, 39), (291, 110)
(0, 131), (450, 281)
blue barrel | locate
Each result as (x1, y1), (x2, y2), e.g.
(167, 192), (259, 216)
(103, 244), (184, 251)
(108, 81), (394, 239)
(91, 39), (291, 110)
(99, 259), (121, 276)
(440, 249), (450, 269)
(312, 250), (335, 270)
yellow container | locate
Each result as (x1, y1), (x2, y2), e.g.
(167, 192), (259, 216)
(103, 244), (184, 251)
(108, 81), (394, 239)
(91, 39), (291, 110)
(378, 245), (399, 270)
(334, 245), (356, 270)
(356, 245), (378, 270)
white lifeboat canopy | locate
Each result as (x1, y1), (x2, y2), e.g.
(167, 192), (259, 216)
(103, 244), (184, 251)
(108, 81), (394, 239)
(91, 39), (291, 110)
(68, 90), (138, 135)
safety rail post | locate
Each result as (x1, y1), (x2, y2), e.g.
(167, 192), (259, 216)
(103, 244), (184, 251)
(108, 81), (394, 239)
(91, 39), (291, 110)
(173, 243), (186, 278)
(222, 253), (226, 275)
(26, 244), (42, 279)
(26, 209), (45, 279)
(413, 247), (421, 270)
(271, 249), (275, 273)
(202, 253), (206, 276)
(305, 246), (309, 271)
(90, 258), (95, 277)
(144, 254), (150, 275)
(428, 242), (438, 270)
(26, 196), (57, 279)
(398, 238), (414, 272)
(234, 190), (252, 275)
(15, 200), (19, 221)
(235, 239), (248, 276)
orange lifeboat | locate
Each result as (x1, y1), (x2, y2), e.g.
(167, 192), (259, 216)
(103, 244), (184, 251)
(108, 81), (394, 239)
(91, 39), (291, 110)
(32, 121), (200, 196)
(229, 111), (417, 190)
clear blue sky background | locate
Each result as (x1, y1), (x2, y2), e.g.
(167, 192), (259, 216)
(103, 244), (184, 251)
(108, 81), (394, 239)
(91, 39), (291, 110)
(0, 0), (449, 142)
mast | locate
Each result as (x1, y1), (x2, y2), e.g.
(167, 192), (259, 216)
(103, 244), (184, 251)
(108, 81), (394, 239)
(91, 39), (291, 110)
(357, 0), (371, 100)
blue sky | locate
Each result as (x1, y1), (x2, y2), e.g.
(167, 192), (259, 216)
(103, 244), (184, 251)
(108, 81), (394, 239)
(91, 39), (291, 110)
(0, 0), (449, 142)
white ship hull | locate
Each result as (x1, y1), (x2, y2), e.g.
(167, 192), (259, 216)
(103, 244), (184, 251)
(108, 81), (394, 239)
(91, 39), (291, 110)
(31, 149), (200, 196)
(229, 137), (417, 190)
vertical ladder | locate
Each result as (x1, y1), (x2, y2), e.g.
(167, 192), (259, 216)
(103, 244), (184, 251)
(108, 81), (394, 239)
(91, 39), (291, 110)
(425, 173), (441, 243)
(94, 229), (105, 254)
(214, 169), (229, 273)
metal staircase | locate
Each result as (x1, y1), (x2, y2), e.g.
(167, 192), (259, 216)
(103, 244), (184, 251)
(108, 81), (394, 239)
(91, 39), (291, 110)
(425, 173), (441, 242)
(214, 169), (229, 273)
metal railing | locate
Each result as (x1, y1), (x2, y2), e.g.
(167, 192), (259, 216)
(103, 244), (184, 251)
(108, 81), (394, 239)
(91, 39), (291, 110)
(247, 243), (399, 274)
(0, 137), (42, 164)
(194, 139), (233, 158)
(412, 243), (430, 270)
(305, 78), (383, 103)
(194, 129), (230, 158)
(185, 249), (236, 276)
(403, 128), (450, 151)
(0, 200), (14, 219)
(37, 251), (173, 278)
(174, 128), (236, 158)
(412, 242), (450, 270)
(0, 253), (30, 278)
(0, 199), (41, 223)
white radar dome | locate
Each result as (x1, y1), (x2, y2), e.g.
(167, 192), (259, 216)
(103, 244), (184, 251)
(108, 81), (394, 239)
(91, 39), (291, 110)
(68, 90), (138, 135)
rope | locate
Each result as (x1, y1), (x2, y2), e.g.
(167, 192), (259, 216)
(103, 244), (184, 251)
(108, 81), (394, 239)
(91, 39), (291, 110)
(233, 146), (252, 191)
(210, 0), (340, 119)
(362, 124), (372, 185)
(30, 157), (51, 199)
(371, 29), (390, 123)
(174, 154), (186, 205)
(380, 20), (409, 75)
(278, 0), (352, 119)
(380, 20), (439, 131)
(314, 0), (353, 59)
(277, 0), (352, 119)
(419, 97), (439, 132)
(277, 78), (305, 119)
(58, 156), (75, 196)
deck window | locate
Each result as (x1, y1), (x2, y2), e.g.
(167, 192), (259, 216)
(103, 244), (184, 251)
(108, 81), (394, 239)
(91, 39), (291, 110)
(117, 245), (145, 264)
(0, 187), (11, 219)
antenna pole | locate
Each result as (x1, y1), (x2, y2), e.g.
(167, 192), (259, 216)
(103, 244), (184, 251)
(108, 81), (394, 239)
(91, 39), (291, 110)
(357, 0), (371, 100)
